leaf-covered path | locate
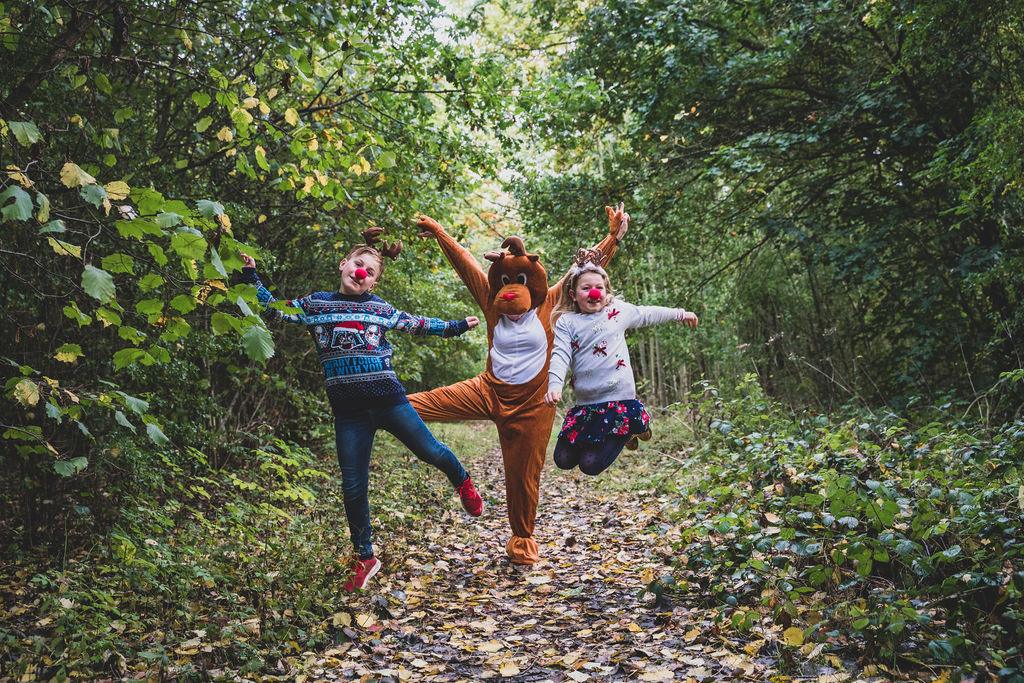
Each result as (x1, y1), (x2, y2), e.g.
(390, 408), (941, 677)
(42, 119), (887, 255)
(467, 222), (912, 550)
(299, 433), (780, 682)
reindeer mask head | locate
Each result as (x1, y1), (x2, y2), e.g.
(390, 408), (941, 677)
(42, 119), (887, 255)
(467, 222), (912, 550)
(483, 236), (548, 316)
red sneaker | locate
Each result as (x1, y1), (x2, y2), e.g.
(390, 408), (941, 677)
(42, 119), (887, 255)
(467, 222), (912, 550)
(343, 556), (381, 592)
(456, 476), (484, 517)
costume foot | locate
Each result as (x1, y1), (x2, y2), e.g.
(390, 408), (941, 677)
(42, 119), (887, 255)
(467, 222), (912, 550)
(343, 556), (381, 592)
(456, 476), (484, 517)
(639, 429), (652, 441)
(506, 535), (539, 565)
(626, 437), (639, 450)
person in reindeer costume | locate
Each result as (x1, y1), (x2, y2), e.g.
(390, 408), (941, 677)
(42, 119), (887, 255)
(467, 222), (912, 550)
(411, 205), (629, 564)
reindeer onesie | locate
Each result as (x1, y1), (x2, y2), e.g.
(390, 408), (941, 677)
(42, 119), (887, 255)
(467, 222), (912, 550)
(411, 215), (620, 564)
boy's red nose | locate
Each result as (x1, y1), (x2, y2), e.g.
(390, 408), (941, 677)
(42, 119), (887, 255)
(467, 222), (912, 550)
(587, 289), (603, 301)
(354, 267), (368, 280)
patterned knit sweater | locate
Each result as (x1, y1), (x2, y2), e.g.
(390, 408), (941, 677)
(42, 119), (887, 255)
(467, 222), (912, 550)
(241, 268), (470, 415)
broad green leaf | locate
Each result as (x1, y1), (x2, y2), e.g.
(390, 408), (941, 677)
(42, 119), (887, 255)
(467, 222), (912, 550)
(48, 237), (82, 259)
(112, 347), (147, 369)
(118, 325), (146, 345)
(135, 298), (163, 316)
(94, 72), (112, 94)
(96, 307), (122, 327)
(192, 92), (211, 108)
(196, 199), (224, 217)
(195, 116), (213, 132)
(80, 183), (108, 208)
(38, 220), (66, 234)
(82, 265), (116, 302)
(241, 324), (275, 362)
(9, 121), (42, 146)
(114, 410), (136, 433)
(63, 302), (92, 327)
(54, 457), (88, 477)
(146, 422), (170, 446)
(101, 253), (135, 274)
(155, 212), (182, 228)
(377, 151), (397, 168)
(147, 242), (168, 266)
(137, 273), (164, 291)
(54, 343), (83, 363)
(116, 391), (150, 415)
(59, 162), (96, 187)
(0, 185), (33, 221)
(209, 248), (227, 277)
(254, 145), (270, 170)
(170, 231), (208, 260)
(169, 294), (196, 314)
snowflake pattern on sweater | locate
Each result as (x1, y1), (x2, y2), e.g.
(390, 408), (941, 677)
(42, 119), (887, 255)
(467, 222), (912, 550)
(241, 268), (468, 414)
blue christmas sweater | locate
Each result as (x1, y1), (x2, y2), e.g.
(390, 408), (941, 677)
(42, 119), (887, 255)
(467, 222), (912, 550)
(240, 267), (469, 415)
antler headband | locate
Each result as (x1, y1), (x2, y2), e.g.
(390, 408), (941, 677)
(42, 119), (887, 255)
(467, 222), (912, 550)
(359, 227), (402, 260)
(567, 247), (606, 279)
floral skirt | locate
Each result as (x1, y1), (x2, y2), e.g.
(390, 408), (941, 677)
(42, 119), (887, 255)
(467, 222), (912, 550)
(557, 400), (651, 445)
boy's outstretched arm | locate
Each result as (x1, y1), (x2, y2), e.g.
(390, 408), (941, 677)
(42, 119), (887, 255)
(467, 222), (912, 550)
(239, 253), (306, 324)
(392, 309), (480, 337)
(416, 216), (491, 312)
(548, 203), (630, 301)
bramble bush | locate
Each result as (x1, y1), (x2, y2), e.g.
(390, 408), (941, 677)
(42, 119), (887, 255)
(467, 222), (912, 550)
(661, 374), (1024, 678)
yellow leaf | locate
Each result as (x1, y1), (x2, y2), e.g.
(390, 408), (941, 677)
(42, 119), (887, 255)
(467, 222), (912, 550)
(218, 213), (232, 231)
(526, 574), (551, 585)
(242, 97), (259, 109)
(284, 108), (299, 126)
(307, 137), (319, 151)
(783, 626), (805, 646)
(626, 622), (643, 633)
(302, 176), (315, 192)
(216, 127), (233, 142)
(13, 378), (40, 407)
(477, 640), (502, 653)
(47, 237), (81, 259)
(59, 162), (95, 187)
(258, 214), (267, 224)
(105, 180), (130, 200)
(640, 670), (674, 682)
(498, 661), (520, 677)
(764, 512), (783, 524)
(683, 627), (700, 642)
(330, 612), (351, 627)
(259, 101), (270, 115)
(266, 87), (278, 100)
(355, 613), (375, 628)
(6, 165), (33, 188)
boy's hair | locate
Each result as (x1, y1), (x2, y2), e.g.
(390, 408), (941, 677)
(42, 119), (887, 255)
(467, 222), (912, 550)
(551, 248), (615, 325)
(344, 227), (402, 273)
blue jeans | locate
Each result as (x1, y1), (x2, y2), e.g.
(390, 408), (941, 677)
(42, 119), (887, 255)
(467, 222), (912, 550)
(334, 400), (469, 559)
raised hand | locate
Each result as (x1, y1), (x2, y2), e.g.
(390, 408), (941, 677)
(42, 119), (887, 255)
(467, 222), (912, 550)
(416, 215), (445, 239)
(240, 252), (256, 269)
(466, 316), (480, 329)
(678, 311), (699, 329)
(605, 202), (630, 241)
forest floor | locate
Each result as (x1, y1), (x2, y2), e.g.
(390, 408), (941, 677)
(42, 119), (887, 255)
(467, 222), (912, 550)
(292, 424), (860, 683)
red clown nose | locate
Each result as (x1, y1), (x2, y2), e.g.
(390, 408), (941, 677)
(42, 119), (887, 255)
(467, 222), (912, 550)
(354, 268), (368, 280)
(586, 288), (603, 301)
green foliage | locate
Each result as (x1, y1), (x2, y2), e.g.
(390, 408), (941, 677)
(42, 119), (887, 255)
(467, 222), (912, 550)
(658, 377), (1024, 674)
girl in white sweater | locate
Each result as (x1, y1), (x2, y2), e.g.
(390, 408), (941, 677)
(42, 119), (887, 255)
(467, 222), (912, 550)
(543, 247), (698, 475)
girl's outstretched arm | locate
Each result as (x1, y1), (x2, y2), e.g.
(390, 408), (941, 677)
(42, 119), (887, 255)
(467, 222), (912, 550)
(548, 203), (629, 302)
(416, 216), (491, 311)
(239, 253), (307, 324)
(621, 301), (699, 330)
(545, 317), (574, 405)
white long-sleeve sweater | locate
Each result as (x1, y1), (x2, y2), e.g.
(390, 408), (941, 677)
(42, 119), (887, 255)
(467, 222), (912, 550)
(548, 298), (687, 405)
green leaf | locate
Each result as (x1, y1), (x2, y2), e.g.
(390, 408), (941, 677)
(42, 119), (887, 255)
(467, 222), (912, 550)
(101, 253), (135, 274)
(192, 92), (212, 108)
(60, 163), (96, 187)
(112, 347), (147, 369)
(54, 343), (84, 363)
(209, 248), (227, 277)
(169, 294), (197, 314)
(82, 265), (116, 302)
(94, 72), (112, 94)
(146, 422), (170, 446)
(36, 191), (50, 222)
(147, 242), (168, 266)
(9, 121), (42, 146)
(377, 150), (397, 168)
(96, 307), (122, 327)
(116, 391), (150, 415)
(80, 183), (108, 208)
(211, 312), (238, 335)
(114, 410), (136, 433)
(156, 212), (182, 228)
(254, 145), (270, 171)
(117, 325), (146, 345)
(241, 324), (275, 362)
(135, 298), (164, 316)
(138, 273), (165, 291)
(0, 186), (33, 221)
(54, 457), (88, 477)
(170, 231), (208, 260)
(63, 302), (92, 327)
(195, 116), (213, 132)
(196, 199), (224, 217)
(38, 220), (66, 234)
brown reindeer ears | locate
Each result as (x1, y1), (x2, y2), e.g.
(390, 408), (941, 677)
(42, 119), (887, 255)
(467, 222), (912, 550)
(361, 227), (402, 260)
(573, 247), (604, 268)
(495, 236), (540, 262)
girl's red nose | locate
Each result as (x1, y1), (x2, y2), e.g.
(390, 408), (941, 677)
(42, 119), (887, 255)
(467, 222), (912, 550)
(501, 292), (518, 301)
(354, 267), (368, 280)
(587, 288), (603, 301)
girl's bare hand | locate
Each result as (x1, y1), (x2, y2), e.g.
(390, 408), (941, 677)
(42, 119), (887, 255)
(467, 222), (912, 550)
(678, 311), (699, 329)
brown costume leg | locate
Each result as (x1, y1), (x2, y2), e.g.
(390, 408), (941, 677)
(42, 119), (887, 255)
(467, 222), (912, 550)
(408, 375), (494, 422)
(497, 399), (556, 565)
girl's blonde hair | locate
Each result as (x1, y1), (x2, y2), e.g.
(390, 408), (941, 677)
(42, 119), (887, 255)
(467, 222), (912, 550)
(551, 248), (615, 325)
